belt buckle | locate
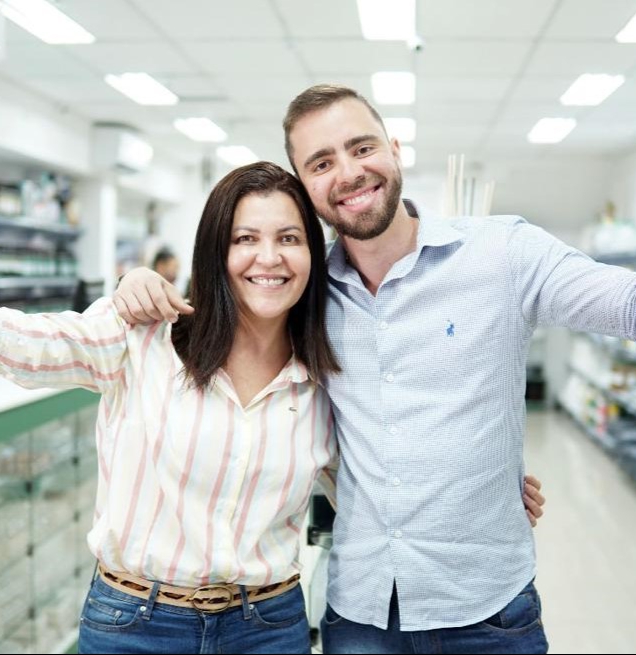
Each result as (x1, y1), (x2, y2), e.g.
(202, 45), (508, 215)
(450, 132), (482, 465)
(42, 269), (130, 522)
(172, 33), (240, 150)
(188, 584), (234, 612)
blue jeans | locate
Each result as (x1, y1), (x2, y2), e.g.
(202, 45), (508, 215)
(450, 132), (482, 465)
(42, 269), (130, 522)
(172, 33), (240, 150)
(79, 575), (311, 654)
(321, 580), (549, 654)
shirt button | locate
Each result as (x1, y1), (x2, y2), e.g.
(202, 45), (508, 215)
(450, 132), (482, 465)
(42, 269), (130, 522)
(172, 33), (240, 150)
(392, 477), (401, 486)
(385, 373), (394, 382)
(394, 530), (403, 539)
(379, 321), (388, 330)
(389, 425), (398, 435)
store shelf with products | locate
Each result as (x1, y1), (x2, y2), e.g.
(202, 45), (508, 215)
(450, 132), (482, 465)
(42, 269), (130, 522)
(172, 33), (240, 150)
(0, 170), (86, 315)
(561, 331), (636, 481)
(0, 388), (99, 654)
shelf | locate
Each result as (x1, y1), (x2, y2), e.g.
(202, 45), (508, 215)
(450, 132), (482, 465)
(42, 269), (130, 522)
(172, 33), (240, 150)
(0, 216), (81, 239)
(593, 252), (636, 267)
(0, 276), (77, 290)
(568, 365), (636, 415)
(581, 332), (636, 364)
(561, 404), (617, 452)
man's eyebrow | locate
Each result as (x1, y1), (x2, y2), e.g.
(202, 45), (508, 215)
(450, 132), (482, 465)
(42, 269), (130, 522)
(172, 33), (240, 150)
(303, 147), (335, 171)
(343, 134), (380, 150)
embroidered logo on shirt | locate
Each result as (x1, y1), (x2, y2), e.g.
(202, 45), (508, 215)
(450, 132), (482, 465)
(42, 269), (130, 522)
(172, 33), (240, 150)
(446, 321), (455, 337)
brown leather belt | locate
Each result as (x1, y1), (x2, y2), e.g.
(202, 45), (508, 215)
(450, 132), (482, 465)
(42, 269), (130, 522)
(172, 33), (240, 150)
(98, 563), (300, 613)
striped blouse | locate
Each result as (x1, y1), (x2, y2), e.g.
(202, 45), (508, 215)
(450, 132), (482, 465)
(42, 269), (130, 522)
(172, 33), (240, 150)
(0, 298), (337, 587)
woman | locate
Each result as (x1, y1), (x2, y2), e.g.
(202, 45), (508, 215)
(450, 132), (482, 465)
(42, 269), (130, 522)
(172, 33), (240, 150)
(0, 162), (340, 654)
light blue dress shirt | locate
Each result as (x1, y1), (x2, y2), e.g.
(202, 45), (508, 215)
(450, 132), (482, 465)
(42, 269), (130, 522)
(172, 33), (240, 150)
(324, 214), (636, 631)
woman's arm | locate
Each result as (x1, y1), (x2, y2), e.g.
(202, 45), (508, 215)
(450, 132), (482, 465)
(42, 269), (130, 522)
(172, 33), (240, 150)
(0, 298), (128, 393)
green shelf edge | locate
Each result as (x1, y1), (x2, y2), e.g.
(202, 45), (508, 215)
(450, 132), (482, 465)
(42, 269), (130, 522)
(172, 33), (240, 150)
(0, 389), (99, 444)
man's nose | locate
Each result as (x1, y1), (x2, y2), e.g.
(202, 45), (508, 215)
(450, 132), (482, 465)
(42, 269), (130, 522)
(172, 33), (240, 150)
(336, 157), (365, 188)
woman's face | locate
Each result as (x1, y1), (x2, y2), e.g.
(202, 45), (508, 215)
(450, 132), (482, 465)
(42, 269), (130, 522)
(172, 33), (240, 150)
(227, 191), (311, 325)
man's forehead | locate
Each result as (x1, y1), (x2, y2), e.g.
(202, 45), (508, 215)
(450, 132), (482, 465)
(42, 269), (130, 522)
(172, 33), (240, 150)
(291, 103), (383, 148)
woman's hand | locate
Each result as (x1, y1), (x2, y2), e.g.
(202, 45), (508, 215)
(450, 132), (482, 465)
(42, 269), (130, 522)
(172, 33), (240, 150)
(113, 267), (194, 324)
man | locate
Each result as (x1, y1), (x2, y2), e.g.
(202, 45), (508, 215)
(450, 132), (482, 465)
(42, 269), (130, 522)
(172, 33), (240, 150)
(114, 85), (636, 655)
(151, 247), (180, 285)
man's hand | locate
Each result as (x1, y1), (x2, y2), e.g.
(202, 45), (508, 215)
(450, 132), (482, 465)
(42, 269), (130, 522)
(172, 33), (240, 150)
(523, 474), (545, 527)
(113, 267), (194, 324)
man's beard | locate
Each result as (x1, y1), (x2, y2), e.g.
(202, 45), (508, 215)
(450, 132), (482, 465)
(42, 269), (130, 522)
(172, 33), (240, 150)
(320, 170), (403, 241)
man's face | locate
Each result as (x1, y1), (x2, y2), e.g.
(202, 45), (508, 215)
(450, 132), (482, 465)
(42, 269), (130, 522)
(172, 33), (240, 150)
(289, 98), (403, 241)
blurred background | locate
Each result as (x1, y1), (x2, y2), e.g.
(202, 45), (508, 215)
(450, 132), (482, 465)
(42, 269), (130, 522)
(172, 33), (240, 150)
(1, 1), (636, 653)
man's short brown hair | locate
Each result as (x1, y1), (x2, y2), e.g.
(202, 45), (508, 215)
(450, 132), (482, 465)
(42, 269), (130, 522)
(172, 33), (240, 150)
(283, 84), (386, 172)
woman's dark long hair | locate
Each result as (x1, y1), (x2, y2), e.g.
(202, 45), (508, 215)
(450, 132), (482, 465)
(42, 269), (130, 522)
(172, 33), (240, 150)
(172, 161), (340, 389)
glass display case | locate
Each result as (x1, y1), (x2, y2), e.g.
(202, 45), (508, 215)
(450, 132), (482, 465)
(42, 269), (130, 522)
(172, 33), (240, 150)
(0, 389), (99, 654)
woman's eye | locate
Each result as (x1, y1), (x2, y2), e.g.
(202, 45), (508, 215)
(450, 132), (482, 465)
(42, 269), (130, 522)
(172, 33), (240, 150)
(281, 234), (299, 244)
(235, 235), (254, 243)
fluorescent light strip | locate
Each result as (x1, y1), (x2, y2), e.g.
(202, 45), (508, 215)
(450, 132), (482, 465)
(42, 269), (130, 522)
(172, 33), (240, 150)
(356, 0), (415, 40)
(527, 118), (576, 144)
(174, 118), (227, 142)
(383, 117), (416, 142)
(616, 13), (636, 42)
(372, 72), (415, 105)
(400, 145), (416, 168)
(217, 146), (259, 167)
(105, 73), (178, 106)
(560, 74), (624, 106)
(2, 0), (95, 44)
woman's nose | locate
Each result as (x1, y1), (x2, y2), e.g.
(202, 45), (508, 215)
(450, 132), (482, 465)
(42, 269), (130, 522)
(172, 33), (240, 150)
(255, 241), (283, 265)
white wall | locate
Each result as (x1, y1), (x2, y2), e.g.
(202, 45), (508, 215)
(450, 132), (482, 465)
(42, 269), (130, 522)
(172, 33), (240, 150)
(609, 151), (636, 220)
(404, 155), (615, 249)
(159, 164), (209, 295)
(0, 77), (91, 175)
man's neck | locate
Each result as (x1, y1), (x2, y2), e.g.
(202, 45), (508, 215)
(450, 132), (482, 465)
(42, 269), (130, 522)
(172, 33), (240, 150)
(342, 203), (418, 296)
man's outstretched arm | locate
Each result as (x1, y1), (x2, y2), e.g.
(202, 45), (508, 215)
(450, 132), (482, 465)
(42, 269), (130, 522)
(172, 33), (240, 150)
(113, 267), (194, 324)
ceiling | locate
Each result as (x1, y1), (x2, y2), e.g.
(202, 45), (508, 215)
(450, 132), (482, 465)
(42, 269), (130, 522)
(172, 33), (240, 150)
(2, 0), (636, 173)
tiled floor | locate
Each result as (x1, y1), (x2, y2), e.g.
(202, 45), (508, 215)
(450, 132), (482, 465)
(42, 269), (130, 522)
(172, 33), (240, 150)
(526, 409), (636, 654)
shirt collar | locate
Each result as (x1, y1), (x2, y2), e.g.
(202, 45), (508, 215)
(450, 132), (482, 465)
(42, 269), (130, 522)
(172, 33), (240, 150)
(327, 200), (465, 280)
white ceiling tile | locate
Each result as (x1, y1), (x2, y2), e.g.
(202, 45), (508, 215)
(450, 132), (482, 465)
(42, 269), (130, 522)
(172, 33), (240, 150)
(274, 0), (362, 38)
(159, 76), (226, 100)
(216, 75), (310, 104)
(181, 41), (305, 75)
(416, 125), (486, 147)
(418, 0), (558, 38)
(66, 42), (195, 75)
(0, 42), (93, 78)
(495, 101), (580, 129)
(53, 0), (160, 40)
(297, 41), (412, 75)
(525, 42), (636, 75)
(4, 19), (37, 44)
(129, 0), (285, 38)
(417, 102), (498, 127)
(416, 77), (514, 103)
(507, 76), (582, 103)
(2, 1), (636, 168)
(543, 0), (636, 39)
(24, 77), (117, 104)
(579, 84), (636, 124)
(415, 41), (534, 76)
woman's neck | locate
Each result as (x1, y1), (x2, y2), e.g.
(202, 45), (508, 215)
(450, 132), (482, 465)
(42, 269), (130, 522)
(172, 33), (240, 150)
(224, 316), (292, 407)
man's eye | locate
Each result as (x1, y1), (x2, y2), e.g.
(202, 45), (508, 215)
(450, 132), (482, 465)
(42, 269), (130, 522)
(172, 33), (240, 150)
(314, 161), (330, 173)
(357, 145), (374, 156)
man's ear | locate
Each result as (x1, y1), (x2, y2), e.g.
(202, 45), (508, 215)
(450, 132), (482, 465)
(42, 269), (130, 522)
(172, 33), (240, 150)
(390, 137), (402, 167)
